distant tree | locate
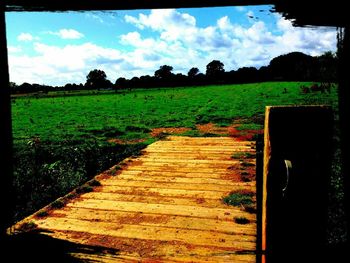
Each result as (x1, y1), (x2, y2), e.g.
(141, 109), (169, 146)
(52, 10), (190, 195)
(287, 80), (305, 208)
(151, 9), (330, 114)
(139, 75), (154, 88)
(316, 51), (337, 81)
(188, 67), (199, 78)
(129, 76), (140, 89)
(206, 60), (225, 79)
(154, 65), (174, 79)
(85, 69), (109, 90)
(268, 52), (315, 81)
(115, 77), (128, 90)
(9, 82), (18, 94)
(18, 82), (33, 93)
(236, 67), (259, 83)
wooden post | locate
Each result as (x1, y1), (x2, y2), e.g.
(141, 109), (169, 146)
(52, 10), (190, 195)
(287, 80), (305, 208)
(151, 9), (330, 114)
(337, 26), (350, 248)
(262, 106), (333, 262)
(0, 5), (14, 236)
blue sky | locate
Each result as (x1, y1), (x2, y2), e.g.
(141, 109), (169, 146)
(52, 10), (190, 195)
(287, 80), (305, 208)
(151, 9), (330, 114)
(6, 5), (337, 86)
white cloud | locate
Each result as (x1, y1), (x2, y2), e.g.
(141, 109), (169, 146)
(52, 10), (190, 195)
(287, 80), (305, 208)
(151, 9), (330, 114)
(85, 13), (104, 24)
(7, 46), (22, 53)
(17, 33), (37, 42)
(8, 42), (124, 85)
(217, 16), (231, 31)
(49, 29), (84, 39)
(124, 9), (196, 32)
(235, 6), (246, 12)
(8, 9), (337, 86)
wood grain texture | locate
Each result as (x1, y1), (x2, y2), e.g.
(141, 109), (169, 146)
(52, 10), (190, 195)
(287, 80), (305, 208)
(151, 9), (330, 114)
(9, 136), (256, 262)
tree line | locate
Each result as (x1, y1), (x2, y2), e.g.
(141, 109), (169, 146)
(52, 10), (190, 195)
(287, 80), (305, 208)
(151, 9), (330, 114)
(10, 51), (337, 94)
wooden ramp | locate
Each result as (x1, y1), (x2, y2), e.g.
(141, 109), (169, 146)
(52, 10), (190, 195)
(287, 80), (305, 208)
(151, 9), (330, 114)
(9, 136), (257, 262)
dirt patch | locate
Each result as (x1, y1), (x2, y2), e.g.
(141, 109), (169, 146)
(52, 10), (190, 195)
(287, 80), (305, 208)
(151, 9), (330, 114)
(221, 173), (242, 182)
(228, 126), (263, 141)
(150, 127), (191, 138)
(195, 197), (206, 204)
(196, 123), (228, 135)
(108, 138), (147, 144)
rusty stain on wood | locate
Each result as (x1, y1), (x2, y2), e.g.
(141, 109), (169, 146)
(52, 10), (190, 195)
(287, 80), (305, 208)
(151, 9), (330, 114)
(9, 136), (256, 262)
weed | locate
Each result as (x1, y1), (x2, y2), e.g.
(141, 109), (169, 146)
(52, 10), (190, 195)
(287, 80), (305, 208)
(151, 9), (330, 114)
(87, 179), (101, 187)
(66, 193), (77, 199)
(236, 123), (263, 131)
(18, 221), (38, 232)
(76, 185), (93, 194)
(202, 132), (220, 137)
(154, 132), (170, 140)
(36, 210), (49, 217)
(231, 152), (255, 159)
(50, 199), (65, 209)
(222, 192), (254, 206)
(125, 126), (151, 133)
(114, 165), (122, 170)
(240, 161), (255, 167)
(234, 217), (250, 224)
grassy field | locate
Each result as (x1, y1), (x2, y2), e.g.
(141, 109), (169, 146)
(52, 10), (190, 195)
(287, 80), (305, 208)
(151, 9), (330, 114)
(12, 81), (338, 143)
(11, 81), (340, 224)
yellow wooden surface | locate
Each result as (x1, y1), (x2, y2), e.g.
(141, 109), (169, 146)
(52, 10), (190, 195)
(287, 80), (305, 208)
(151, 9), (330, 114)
(9, 136), (256, 262)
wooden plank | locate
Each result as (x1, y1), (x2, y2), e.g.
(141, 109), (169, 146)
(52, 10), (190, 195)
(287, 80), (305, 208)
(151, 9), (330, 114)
(149, 141), (253, 147)
(35, 217), (256, 250)
(123, 166), (245, 174)
(9, 137), (257, 262)
(132, 157), (244, 165)
(114, 174), (246, 185)
(80, 191), (226, 207)
(125, 161), (244, 169)
(46, 230), (256, 263)
(96, 185), (255, 199)
(139, 153), (255, 161)
(144, 147), (253, 153)
(99, 178), (253, 192)
(67, 199), (256, 221)
(50, 207), (256, 235)
(116, 170), (241, 179)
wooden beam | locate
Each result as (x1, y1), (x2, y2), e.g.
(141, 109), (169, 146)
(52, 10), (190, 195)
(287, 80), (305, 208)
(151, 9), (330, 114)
(337, 26), (350, 248)
(262, 106), (333, 262)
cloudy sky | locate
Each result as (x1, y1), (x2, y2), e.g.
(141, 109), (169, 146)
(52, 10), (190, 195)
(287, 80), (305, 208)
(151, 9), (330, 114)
(6, 5), (337, 86)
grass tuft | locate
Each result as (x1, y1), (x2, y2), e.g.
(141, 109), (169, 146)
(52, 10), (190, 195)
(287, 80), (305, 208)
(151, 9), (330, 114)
(50, 199), (65, 209)
(222, 192), (254, 206)
(76, 185), (93, 194)
(87, 179), (101, 187)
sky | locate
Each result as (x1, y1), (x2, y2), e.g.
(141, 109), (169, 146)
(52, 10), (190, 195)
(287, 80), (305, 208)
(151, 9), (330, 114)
(5, 5), (337, 86)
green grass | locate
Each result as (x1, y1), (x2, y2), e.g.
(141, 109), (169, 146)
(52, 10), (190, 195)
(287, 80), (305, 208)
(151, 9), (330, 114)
(11, 82), (338, 143)
(222, 192), (254, 206)
(231, 152), (256, 159)
(10, 81), (339, 222)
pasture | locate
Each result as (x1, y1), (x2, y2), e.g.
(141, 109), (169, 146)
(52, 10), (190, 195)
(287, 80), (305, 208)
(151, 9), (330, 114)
(12, 81), (337, 143)
(11, 81), (339, 222)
